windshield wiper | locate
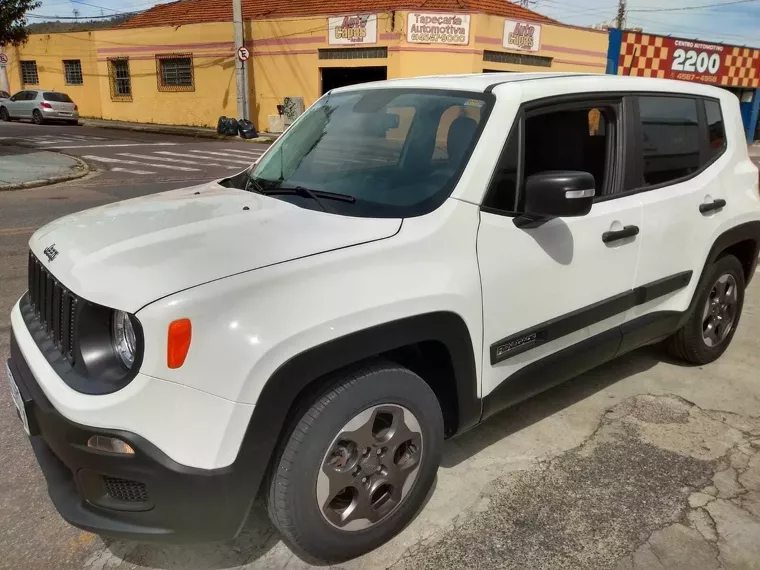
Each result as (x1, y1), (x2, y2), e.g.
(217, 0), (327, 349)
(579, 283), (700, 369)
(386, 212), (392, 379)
(244, 172), (265, 194)
(261, 186), (356, 213)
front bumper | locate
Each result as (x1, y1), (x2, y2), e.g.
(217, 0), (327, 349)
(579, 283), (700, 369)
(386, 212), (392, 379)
(8, 332), (258, 543)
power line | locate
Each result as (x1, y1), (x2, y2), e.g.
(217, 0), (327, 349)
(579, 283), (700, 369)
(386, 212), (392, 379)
(629, 0), (759, 11)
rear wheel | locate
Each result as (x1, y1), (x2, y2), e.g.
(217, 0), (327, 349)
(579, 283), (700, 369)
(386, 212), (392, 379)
(32, 110), (44, 125)
(666, 254), (745, 364)
(266, 361), (443, 562)
(0, 107), (9, 121)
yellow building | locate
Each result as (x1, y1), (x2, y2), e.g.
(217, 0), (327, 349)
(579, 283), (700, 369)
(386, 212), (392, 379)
(2, 0), (609, 131)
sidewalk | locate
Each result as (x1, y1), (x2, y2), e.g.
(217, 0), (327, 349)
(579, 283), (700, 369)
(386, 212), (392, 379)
(0, 145), (89, 190)
(80, 118), (277, 144)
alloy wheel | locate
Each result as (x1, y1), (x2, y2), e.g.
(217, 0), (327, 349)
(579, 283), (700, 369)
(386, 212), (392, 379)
(316, 404), (423, 531)
(702, 273), (738, 347)
(0, 108), (8, 121)
(33, 110), (43, 125)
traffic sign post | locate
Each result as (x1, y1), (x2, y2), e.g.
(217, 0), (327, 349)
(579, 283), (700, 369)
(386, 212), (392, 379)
(0, 53), (9, 66)
(237, 46), (250, 61)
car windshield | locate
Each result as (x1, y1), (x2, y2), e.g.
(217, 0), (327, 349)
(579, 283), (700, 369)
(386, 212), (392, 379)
(246, 88), (492, 217)
(43, 92), (73, 102)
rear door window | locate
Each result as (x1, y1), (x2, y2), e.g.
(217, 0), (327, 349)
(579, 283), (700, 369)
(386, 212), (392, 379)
(705, 99), (726, 162)
(43, 92), (73, 103)
(637, 96), (700, 186)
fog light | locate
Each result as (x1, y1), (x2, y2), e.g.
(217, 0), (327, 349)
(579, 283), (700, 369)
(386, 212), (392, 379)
(87, 435), (135, 455)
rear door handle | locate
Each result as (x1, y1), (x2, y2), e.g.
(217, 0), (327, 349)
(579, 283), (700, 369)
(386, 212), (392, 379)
(602, 225), (640, 244)
(699, 199), (726, 214)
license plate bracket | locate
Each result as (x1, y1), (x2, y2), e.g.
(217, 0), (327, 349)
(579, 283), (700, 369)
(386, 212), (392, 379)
(6, 363), (30, 436)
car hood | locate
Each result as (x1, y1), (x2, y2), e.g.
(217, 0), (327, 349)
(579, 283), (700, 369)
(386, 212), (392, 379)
(29, 181), (401, 312)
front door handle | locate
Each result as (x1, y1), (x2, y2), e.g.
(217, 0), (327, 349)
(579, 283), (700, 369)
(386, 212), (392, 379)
(699, 199), (726, 214)
(602, 225), (640, 243)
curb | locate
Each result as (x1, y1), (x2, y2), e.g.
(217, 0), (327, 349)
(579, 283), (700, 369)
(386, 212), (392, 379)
(80, 120), (277, 144)
(0, 152), (91, 191)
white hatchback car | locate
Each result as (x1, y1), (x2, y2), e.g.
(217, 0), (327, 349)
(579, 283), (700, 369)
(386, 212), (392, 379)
(6, 73), (760, 562)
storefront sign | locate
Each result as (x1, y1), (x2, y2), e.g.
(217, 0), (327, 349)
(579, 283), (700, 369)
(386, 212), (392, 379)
(407, 13), (470, 46)
(329, 14), (377, 45)
(503, 19), (542, 52)
(619, 32), (760, 88)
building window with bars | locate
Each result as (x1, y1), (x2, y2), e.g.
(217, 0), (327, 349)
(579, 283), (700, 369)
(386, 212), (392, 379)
(63, 59), (83, 85)
(156, 54), (194, 92)
(108, 58), (132, 100)
(482, 50), (553, 68)
(20, 61), (39, 85)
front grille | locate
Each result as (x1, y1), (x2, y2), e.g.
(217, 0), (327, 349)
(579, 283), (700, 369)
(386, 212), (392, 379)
(102, 475), (150, 503)
(28, 251), (78, 363)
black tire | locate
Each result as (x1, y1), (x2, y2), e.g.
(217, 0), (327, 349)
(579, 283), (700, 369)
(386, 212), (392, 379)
(67, 120), (79, 126)
(266, 361), (443, 562)
(32, 110), (44, 125)
(666, 254), (745, 364)
(0, 107), (9, 121)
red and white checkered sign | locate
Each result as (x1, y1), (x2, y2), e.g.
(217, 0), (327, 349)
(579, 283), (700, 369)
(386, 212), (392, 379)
(618, 31), (760, 88)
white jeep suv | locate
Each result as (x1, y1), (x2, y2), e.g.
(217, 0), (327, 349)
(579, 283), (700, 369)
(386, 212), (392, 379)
(6, 73), (760, 562)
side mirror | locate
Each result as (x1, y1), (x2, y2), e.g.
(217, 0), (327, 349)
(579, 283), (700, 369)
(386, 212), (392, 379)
(524, 170), (595, 216)
(9, 97), (15, 102)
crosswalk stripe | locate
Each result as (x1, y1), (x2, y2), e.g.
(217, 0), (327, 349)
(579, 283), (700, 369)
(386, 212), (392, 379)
(49, 142), (179, 149)
(111, 167), (156, 175)
(187, 150), (256, 163)
(83, 155), (201, 172)
(62, 134), (108, 141)
(117, 152), (229, 167)
(157, 151), (251, 165)
(19, 138), (76, 145)
(221, 148), (265, 157)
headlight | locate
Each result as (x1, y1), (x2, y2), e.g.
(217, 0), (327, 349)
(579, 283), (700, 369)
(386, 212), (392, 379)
(112, 310), (137, 369)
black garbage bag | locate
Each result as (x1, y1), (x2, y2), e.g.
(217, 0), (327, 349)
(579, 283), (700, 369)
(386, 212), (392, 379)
(216, 116), (228, 135)
(238, 119), (258, 139)
(226, 118), (240, 137)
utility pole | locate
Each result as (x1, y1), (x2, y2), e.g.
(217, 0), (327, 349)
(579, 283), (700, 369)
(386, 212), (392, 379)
(232, 0), (249, 120)
(616, 0), (626, 30)
(73, 8), (80, 21)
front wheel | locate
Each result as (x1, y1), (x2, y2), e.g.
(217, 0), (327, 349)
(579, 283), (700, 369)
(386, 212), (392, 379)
(0, 107), (10, 121)
(266, 361), (443, 562)
(666, 254), (745, 364)
(32, 110), (44, 125)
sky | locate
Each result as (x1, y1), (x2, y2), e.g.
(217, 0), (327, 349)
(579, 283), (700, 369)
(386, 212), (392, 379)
(26, 0), (760, 47)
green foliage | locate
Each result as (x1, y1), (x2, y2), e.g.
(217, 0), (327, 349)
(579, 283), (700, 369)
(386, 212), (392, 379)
(1, 0), (42, 46)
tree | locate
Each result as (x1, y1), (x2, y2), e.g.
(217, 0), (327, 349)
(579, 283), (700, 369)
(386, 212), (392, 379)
(1, 0), (42, 47)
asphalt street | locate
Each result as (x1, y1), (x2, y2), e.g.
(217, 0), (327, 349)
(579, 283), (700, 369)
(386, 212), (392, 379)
(0, 133), (759, 570)
(1, 121), (267, 189)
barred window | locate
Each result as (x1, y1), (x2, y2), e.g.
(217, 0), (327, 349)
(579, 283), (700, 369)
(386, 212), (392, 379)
(20, 61), (39, 85)
(156, 54), (194, 91)
(318, 47), (388, 60)
(108, 58), (132, 100)
(63, 60), (83, 85)
(483, 50), (552, 68)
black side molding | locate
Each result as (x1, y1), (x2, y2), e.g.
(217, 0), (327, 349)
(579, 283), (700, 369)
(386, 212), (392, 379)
(490, 271), (692, 364)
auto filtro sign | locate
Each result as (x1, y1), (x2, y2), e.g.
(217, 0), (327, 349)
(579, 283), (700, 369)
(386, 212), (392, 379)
(503, 19), (542, 52)
(328, 14), (377, 45)
(407, 13), (470, 45)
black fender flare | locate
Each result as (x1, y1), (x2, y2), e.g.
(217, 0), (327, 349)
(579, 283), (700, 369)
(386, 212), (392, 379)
(682, 220), (760, 325)
(233, 311), (480, 501)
